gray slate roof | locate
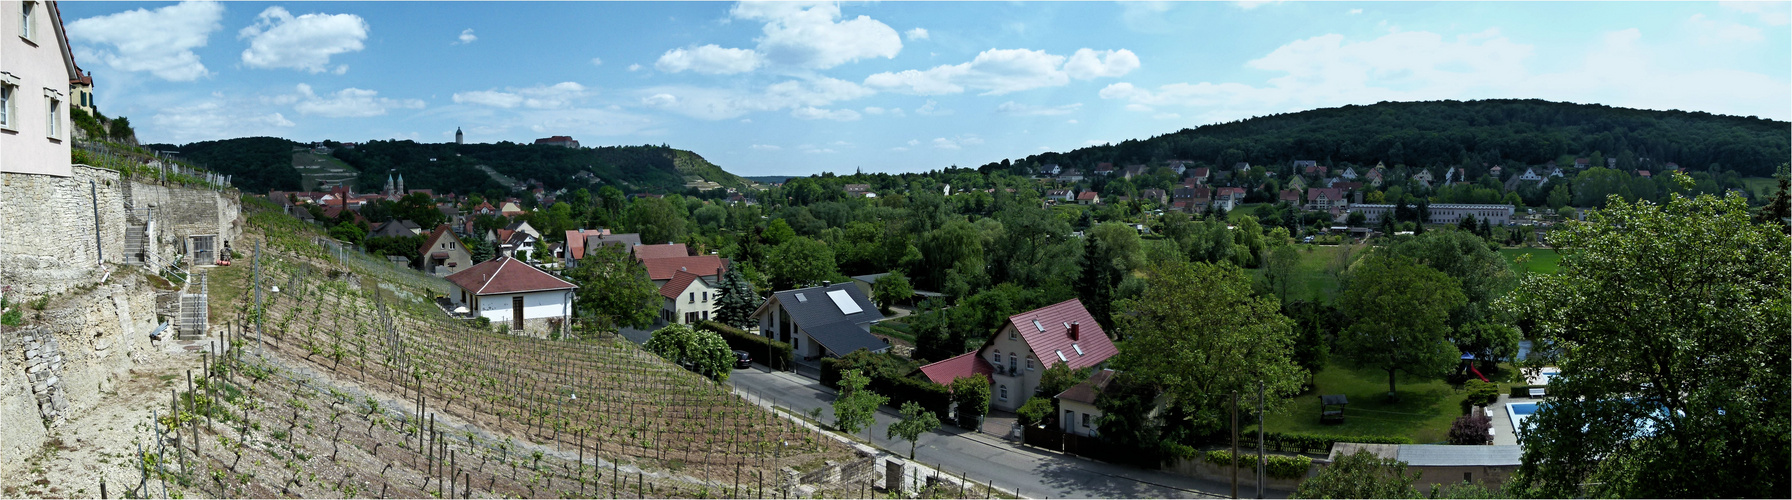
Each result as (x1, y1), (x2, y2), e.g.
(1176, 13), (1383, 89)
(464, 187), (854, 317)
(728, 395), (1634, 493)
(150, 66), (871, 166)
(804, 321), (890, 357)
(584, 233), (641, 254)
(370, 220), (417, 238)
(766, 283), (885, 327)
(1396, 445), (1523, 467)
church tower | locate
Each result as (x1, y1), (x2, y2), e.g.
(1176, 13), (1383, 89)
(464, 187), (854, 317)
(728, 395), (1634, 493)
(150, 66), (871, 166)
(397, 173), (405, 194)
(455, 127), (464, 145)
(385, 172), (395, 196)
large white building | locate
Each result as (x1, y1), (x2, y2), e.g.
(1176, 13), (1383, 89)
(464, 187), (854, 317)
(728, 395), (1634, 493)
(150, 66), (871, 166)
(446, 256), (578, 338)
(2, 0), (79, 177)
(1349, 204), (1515, 226)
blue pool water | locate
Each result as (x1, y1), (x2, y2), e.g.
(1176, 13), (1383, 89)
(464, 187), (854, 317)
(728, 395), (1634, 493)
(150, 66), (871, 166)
(1508, 402), (1539, 416)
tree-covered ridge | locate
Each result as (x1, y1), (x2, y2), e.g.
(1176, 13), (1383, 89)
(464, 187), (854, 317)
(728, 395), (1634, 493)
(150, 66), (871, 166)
(331, 141), (748, 196)
(145, 137), (303, 193)
(1008, 99), (1790, 178)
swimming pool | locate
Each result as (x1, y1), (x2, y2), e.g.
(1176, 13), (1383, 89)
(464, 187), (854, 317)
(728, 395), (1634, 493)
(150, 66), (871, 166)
(1506, 402), (1540, 438)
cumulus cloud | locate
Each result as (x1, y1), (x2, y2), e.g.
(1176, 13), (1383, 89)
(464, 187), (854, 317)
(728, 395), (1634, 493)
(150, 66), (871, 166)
(150, 98), (295, 143)
(862, 106), (885, 115)
(66, 1), (224, 82)
(453, 82), (591, 110)
(285, 84), (425, 117)
(750, 144), (782, 151)
(731, 1), (903, 69)
(628, 63), (643, 72)
(905, 27), (930, 40)
(590, 57), (604, 66)
(914, 100), (952, 116)
(931, 134), (984, 150)
(1721, 1), (1790, 26)
(791, 107), (861, 121)
(637, 77), (872, 120)
(865, 47), (1138, 95)
(996, 101), (1082, 116)
(238, 6), (369, 73)
(656, 44), (763, 74)
(1688, 13), (1764, 43)
(455, 28), (477, 44)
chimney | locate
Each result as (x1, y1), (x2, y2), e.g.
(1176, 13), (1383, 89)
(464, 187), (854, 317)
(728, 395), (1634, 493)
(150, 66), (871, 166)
(1069, 322), (1080, 341)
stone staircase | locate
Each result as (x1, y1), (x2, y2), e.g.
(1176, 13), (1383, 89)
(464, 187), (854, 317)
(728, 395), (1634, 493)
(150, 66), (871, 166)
(175, 271), (208, 340)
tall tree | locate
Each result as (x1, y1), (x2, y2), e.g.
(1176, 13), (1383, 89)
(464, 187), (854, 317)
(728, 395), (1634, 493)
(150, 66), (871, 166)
(871, 272), (913, 314)
(1264, 244), (1301, 304)
(626, 196), (687, 244)
(1498, 186), (1789, 498)
(1113, 260), (1304, 437)
(564, 244), (660, 331)
(712, 266), (759, 331)
(1337, 253), (1466, 400)
(764, 237), (838, 291)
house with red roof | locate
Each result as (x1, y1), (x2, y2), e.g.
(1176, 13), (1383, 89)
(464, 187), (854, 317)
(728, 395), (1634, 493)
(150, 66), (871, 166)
(658, 270), (718, 325)
(1189, 167), (1210, 185)
(445, 255), (578, 337)
(1056, 369), (1117, 437)
(641, 255), (729, 287)
(1076, 191), (1100, 205)
(1280, 189), (1303, 205)
(916, 299), (1118, 412)
(632, 243), (689, 260)
(418, 225), (473, 276)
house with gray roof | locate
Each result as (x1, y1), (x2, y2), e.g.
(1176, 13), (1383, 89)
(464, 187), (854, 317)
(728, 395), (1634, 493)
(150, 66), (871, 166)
(1328, 443), (1522, 492)
(752, 283), (889, 360)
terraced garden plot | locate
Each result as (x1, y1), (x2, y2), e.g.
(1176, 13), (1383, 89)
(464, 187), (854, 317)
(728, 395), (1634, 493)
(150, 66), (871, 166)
(292, 151), (358, 191)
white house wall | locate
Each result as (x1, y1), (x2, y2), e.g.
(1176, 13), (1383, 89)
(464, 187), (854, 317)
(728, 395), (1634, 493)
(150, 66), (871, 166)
(1, 0), (75, 177)
(662, 278), (717, 324)
(983, 324), (1043, 412)
(471, 290), (573, 323)
(1059, 399), (1103, 437)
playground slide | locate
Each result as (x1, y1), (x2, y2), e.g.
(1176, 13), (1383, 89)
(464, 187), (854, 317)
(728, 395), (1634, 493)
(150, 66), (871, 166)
(1469, 365), (1489, 382)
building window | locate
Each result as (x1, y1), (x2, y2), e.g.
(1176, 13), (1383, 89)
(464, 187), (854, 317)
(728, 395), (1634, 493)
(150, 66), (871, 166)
(1009, 329), (1016, 340)
(702, 291), (709, 302)
(999, 385), (1008, 401)
(1082, 413), (1091, 428)
(44, 93), (59, 139)
(1026, 357), (1034, 370)
(20, 2), (36, 42)
(689, 292), (696, 303)
(0, 82), (13, 130)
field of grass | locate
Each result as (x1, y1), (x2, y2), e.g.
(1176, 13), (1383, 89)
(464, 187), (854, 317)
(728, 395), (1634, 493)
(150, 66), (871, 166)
(1253, 243), (1367, 305)
(1742, 177), (1782, 201)
(1265, 364), (1472, 444)
(1500, 248), (1561, 275)
(291, 151), (358, 191)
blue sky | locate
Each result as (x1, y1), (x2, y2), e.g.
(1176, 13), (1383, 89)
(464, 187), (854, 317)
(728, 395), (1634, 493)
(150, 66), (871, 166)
(59, 1), (1791, 176)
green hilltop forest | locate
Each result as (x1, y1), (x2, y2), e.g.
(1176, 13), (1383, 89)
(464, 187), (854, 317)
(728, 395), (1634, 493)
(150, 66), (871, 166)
(144, 137), (749, 195)
(999, 99), (1789, 178)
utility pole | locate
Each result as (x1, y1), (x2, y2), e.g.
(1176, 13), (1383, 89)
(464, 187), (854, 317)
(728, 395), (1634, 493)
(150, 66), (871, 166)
(1257, 379), (1265, 499)
(1231, 391), (1239, 499)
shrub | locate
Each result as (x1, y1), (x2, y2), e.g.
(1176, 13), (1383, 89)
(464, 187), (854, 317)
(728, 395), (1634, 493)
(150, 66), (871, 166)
(1263, 432), (1412, 454)
(697, 320), (792, 370)
(818, 351), (951, 420)
(1203, 449), (1314, 479)
(1447, 413), (1492, 445)
(949, 376), (990, 429)
(1016, 397), (1054, 427)
(1464, 379), (1501, 407)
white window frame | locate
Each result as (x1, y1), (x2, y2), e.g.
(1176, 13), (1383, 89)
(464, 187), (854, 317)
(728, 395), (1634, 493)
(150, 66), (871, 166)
(999, 385), (1008, 402)
(0, 78), (15, 131)
(43, 90), (61, 140)
(20, 2), (37, 43)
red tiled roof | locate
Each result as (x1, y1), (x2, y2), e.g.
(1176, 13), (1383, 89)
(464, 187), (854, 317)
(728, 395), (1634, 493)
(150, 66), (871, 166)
(563, 229), (610, 260)
(633, 243), (689, 260)
(1192, 167), (1209, 177)
(658, 270), (703, 300)
(1076, 191), (1099, 201)
(641, 255), (727, 281)
(1307, 187), (1345, 202)
(1280, 189), (1301, 202)
(445, 255), (577, 295)
(496, 229), (515, 244)
(1008, 299), (1117, 371)
(1637, 170), (1651, 177)
(417, 224), (460, 257)
(1055, 369), (1117, 404)
(917, 351), (995, 387)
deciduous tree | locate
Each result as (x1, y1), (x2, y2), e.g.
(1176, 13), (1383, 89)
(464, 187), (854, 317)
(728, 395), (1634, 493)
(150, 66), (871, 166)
(886, 400), (941, 459)
(1337, 253), (1465, 400)
(765, 237), (838, 291)
(833, 369), (888, 441)
(1293, 449), (1421, 499)
(565, 244), (659, 331)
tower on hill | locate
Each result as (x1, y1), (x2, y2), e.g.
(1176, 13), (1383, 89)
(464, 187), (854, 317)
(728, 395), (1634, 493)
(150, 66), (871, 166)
(455, 127), (464, 144)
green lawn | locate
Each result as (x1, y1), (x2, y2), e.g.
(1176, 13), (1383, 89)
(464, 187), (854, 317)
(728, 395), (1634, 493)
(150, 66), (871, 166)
(1500, 248), (1561, 275)
(1265, 364), (1471, 444)
(1741, 177), (1781, 201)
(1252, 244), (1367, 305)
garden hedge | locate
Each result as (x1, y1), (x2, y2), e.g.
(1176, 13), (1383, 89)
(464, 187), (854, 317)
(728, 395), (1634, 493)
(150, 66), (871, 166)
(1203, 449), (1314, 480)
(820, 354), (953, 421)
(697, 320), (792, 371)
(1261, 432), (1413, 454)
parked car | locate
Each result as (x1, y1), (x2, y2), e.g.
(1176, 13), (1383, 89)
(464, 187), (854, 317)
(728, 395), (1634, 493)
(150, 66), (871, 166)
(734, 350), (752, 369)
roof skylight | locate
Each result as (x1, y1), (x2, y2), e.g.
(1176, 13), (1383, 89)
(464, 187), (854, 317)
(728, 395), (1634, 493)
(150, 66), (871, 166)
(826, 290), (862, 315)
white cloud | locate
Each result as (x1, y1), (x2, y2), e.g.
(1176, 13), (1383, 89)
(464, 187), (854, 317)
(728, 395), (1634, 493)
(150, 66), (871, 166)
(1066, 119), (1078, 124)
(862, 106), (885, 115)
(1348, 8), (1363, 15)
(995, 101), (1082, 116)
(590, 57), (604, 66)
(656, 44), (763, 74)
(905, 27), (930, 41)
(731, 1), (902, 69)
(1689, 13), (1764, 43)
(750, 144), (782, 151)
(453, 82), (591, 110)
(865, 47), (1136, 95)
(628, 63), (643, 72)
(906, 139), (920, 146)
(931, 134), (983, 150)
(66, 1), (224, 82)
(150, 98), (295, 143)
(914, 100), (953, 116)
(791, 107), (862, 121)
(238, 7), (369, 73)
(1721, 1), (1790, 26)
(286, 84), (424, 118)
(638, 77), (872, 120)
(1064, 49), (1141, 79)
(455, 28), (477, 45)
(797, 144), (836, 154)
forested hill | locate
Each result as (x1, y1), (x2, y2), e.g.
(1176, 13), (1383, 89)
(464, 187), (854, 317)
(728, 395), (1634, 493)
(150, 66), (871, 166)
(333, 141), (750, 196)
(1006, 99), (1789, 177)
(145, 137), (302, 193)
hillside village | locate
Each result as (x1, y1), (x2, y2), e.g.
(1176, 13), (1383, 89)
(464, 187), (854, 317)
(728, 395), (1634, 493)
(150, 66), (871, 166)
(5, 1), (1790, 499)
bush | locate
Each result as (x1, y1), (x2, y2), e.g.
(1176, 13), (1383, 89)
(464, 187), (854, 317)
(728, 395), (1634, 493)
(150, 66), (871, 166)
(1262, 432), (1412, 454)
(818, 351), (951, 421)
(1017, 397), (1054, 427)
(697, 320), (792, 370)
(950, 376), (990, 429)
(1203, 449), (1314, 479)
(1464, 379), (1501, 407)
(1447, 413), (1492, 445)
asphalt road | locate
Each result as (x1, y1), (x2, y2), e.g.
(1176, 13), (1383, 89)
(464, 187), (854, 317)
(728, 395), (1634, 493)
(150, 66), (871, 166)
(726, 364), (1291, 499)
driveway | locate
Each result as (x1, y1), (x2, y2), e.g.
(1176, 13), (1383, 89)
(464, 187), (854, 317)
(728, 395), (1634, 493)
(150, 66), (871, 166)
(728, 366), (1289, 499)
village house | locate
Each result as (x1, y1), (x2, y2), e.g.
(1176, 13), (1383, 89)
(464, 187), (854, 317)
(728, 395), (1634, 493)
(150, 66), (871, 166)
(1093, 163), (1116, 176)
(1139, 188), (1168, 205)
(1056, 369), (1118, 437)
(632, 242), (689, 260)
(445, 255), (578, 337)
(418, 224), (474, 276)
(1280, 189), (1303, 205)
(641, 254), (728, 288)
(843, 184), (872, 197)
(1328, 444), (1522, 492)
(1076, 191), (1100, 205)
(563, 228), (642, 268)
(658, 270), (719, 325)
(1057, 168), (1084, 183)
(753, 283), (889, 360)
(1188, 167), (1210, 185)
(1121, 164), (1148, 179)
(1306, 187), (1347, 212)
(918, 299), (1118, 412)
(1045, 189), (1075, 202)
(1339, 167), (1359, 180)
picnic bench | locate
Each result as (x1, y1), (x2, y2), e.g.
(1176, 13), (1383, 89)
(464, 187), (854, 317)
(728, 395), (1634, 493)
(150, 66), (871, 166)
(1320, 394), (1348, 424)
(1528, 387), (1547, 398)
